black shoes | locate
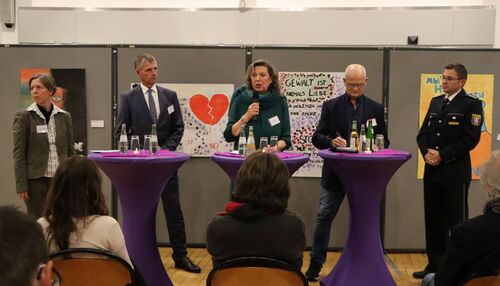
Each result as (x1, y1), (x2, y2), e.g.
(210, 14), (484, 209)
(305, 260), (322, 282)
(174, 256), (201, 273)
(413, 266), (433, 279)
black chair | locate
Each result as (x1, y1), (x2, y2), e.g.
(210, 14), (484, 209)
(49, 248), (135, 286)
(206, 257), (308, 286)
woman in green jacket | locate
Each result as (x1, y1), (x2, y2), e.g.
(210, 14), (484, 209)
(224, 59), (291, 151)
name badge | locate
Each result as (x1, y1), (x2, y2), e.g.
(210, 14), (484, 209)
(368, 118), (377, 127)
(167, 105), (175, 115)
(37, 125), (48, 133)
(448, 121), (459, 126)
(268, 116), (280, 126)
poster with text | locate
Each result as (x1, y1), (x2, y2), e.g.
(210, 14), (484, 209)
(20, 68), (87, 155)
(280, 72), (345, 177)
(158, 83), (234, 156)
(418, 74), (494, 180)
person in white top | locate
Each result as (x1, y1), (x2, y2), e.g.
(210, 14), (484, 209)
(37, 156), (131, 266)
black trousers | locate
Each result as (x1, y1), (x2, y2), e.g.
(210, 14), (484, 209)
(423, 180), (469, 270)
(160, 171), (188, 260)
(26, 177), (52, 217)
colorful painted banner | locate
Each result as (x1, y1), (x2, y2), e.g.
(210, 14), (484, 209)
(280, 72), (345, 177)
(418, 74), (494, 179)
(159, 83), (234, 157)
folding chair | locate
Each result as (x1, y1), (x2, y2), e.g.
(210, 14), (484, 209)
(49, 248), (135, 286)
(206, 257), (308, 286)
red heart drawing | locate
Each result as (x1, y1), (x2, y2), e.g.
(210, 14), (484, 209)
(189, 93), (229, 126)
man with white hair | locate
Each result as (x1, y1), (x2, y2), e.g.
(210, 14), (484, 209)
(306, 64), (389, 281)
(422, 149), (500, 286)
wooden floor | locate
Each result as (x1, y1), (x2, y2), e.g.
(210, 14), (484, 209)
(159, 247), (428, 286)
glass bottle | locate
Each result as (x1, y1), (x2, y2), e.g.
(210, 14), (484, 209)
(366, 120), (374, 152)
(238, 124), (247, 156)
(246, 125), (256, 155)
(119, 124), (128, 154)
(151, 124), (159, 155)
(360, 124), (367, 152)
(349, 120), (359, 150)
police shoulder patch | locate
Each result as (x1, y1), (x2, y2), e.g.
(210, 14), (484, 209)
(471, 114), (481, 126)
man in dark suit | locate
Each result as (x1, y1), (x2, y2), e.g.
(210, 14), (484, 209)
(116, 53), (200, 273)
(414, 63), (482, 279)
(421, 149), (500, 286)
(305, 64), (389, 281)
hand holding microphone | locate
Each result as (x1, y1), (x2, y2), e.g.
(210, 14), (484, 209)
(246, 91), (260, 121)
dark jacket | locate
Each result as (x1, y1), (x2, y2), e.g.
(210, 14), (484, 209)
(312, 94), (388, 190)
(13, 105), (75, 193)
(434, 208), (500, 286)
(116, 85), (184, 150)
(417, 89), (482, 183)
(206, 205), (306, 270)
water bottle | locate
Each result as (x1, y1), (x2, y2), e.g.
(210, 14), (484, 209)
(246, 125), (256, 155)
(238, 124), (247, 156)
(119, 124), (128, 154)
(151, 124), (159, 155)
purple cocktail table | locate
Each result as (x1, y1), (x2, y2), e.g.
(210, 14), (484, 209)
(211, 151), (309, 180)
(88, 150), (189, 286)
(318, 148), (411, 286)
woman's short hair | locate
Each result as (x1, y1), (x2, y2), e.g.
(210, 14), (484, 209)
(244, 59), (281, 95)
(233, 152), (290, 213)
(481, 149), (500, 200)
(44, 156), (108, 249)
(29, 73), (57, 96)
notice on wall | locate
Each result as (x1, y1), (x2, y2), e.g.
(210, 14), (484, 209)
(418, 74), (494, 179)
(280, 72), (345, 177)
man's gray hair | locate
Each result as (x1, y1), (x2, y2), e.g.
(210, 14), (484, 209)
(134, 53), (156, 70)
(481, 149), (500, 199)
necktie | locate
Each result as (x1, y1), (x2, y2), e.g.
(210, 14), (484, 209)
(442, 98), (450, 110)
(147, 89), (158, 123)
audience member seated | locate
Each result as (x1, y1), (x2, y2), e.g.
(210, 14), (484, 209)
(38, 156), (132, 266)
(422, 149), (500, 286)
(206, 152), (306, 269)
(0, 206), (57, 286)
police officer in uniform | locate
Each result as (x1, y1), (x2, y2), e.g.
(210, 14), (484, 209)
(414, 63), (483, 279)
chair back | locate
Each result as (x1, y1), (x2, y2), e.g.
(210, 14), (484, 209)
(206, 257), (308, 286)
(462, 270), (500, 286)
(50, 248), (134, 286)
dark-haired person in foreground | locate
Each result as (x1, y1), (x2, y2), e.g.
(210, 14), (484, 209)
(0, 206), (57, 286)
(206, 152), (306, 269)
(415, 63), (483, 278)
(422, 149), (500, 286)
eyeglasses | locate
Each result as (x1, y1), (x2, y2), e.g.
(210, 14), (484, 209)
(36, 264), (62, 286)
(345, 82), (365, 89)
(441, 76), (463, 81)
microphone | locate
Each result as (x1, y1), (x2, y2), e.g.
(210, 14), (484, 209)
(252, 91), (259, 122)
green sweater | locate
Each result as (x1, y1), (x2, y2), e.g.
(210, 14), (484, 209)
(224, 86), (291, 150)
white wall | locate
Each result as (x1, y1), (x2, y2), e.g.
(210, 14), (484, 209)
(1, 0), (499, 46)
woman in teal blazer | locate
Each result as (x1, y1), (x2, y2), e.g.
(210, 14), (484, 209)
(224, 59), (291, 151)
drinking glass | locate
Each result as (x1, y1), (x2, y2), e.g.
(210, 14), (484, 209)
(259, 137), (269, 152)
(375, 134), (384, 151)
(143, 135), (152, 155)
(130, 135), (140, 154)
